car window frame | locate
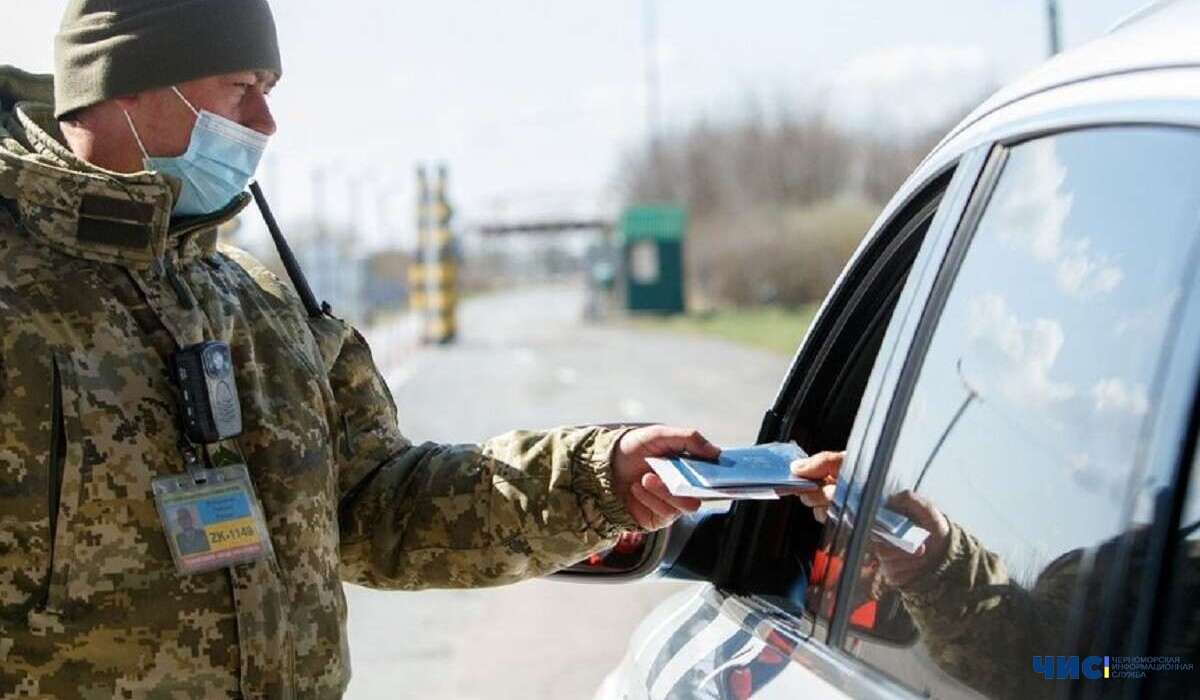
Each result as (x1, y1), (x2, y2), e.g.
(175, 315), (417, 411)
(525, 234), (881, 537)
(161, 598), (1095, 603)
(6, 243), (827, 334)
(712, 163), (959, 590)
(821, 142), (1006, 646)
(678, 147), (992, 700)
(1119, 208), (1200, 700)
(714, 144), (989, 631)
(827, 124), (1200, 674)
(802, 147), (992, 633)
(717, 172), (954, 603)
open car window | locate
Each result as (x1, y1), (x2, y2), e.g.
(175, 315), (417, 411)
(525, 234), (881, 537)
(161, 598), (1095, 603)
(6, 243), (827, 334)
(717, 164), (960, 624)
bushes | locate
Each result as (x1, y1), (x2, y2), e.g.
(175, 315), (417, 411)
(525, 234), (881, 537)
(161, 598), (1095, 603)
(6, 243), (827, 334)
(689, 197), (880, 308)
(617, 105), (957, 308)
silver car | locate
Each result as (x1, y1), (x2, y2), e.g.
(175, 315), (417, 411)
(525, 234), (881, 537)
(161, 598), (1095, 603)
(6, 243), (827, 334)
(566, 2), (1200, 698)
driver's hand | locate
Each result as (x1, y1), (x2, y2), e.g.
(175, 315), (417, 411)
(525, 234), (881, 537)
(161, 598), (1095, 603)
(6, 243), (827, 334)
(789, 451), (844, 522)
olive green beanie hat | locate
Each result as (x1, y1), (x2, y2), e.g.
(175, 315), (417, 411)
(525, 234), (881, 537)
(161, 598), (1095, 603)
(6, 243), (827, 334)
(54, 0), (282, 118)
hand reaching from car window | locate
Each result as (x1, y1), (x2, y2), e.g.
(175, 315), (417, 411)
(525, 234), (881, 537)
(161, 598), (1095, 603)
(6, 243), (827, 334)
(612, 426), (719, 531)
(789, 451), (845, 522)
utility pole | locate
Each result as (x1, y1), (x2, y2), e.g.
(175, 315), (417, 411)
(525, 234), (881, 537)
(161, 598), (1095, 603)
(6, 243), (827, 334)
(1047, 0), (1063, 56)
(643, 0), (661, 151)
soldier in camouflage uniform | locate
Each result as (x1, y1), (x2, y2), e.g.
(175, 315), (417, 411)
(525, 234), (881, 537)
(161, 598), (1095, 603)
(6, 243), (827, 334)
(0, 1), (717, 697)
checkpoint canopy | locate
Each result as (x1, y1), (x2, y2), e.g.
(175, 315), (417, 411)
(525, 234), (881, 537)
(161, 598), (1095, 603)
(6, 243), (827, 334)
(619, 205), (687, 314)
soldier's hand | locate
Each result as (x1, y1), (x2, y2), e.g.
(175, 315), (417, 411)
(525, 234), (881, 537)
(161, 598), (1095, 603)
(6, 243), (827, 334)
(873, 490), (952, 588)
(612, 426), (719, 531)
(790, 451), (844, 523)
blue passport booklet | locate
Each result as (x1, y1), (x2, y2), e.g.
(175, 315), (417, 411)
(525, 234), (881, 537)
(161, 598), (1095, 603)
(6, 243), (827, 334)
(675, 442), (817, 490)
(648, 443), (929, 553)
(647, 442), (819, 499)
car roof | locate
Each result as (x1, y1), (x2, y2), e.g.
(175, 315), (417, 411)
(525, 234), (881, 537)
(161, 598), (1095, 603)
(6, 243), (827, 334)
(938, 0), (1200, 153)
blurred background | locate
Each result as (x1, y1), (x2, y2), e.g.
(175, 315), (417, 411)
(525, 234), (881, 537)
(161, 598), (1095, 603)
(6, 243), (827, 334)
(10, 1), (1152, 697)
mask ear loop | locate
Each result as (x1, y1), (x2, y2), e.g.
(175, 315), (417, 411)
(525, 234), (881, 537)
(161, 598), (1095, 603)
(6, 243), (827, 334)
(122, 110), (152, 160)
(171, 87), (201, 117)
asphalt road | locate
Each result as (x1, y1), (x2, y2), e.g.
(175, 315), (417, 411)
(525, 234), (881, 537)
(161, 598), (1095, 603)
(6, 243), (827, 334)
(344, 284), (792, 700)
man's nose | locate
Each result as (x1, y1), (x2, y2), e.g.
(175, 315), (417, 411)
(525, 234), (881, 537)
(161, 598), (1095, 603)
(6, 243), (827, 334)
(244, 93), (277, 137)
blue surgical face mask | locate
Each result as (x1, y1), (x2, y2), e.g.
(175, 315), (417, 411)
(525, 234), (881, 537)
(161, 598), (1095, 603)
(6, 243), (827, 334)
(124, 87), (269, 217)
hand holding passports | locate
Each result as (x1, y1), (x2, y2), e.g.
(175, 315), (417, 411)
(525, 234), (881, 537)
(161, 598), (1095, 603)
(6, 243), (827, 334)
(647, 442), (819, 500)
(648, 442), (929, 554)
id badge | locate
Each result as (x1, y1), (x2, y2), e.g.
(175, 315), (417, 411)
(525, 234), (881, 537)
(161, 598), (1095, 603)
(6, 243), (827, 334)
(152, 464), (274, 575)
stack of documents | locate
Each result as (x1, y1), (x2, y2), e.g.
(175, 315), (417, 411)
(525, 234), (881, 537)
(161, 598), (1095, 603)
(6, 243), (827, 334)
(648, 442), (930, 554)
(646, 442), (818, 500)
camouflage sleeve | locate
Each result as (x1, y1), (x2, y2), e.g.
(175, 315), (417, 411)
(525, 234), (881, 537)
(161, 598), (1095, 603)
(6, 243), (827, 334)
(323, 323), (639, 590)
(898, 522), (1076, 700)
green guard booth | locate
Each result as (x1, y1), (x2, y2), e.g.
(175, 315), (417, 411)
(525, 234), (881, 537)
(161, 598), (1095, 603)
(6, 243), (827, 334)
(619, 205), (687, 314)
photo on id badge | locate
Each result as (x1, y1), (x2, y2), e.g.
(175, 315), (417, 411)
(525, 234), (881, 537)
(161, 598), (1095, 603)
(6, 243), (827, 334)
(168, 504), (211, 556)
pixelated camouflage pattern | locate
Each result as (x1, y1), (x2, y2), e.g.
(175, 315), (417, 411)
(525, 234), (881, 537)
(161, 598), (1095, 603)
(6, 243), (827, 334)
(0, 68), (636, 699)
(898, 521), (1200, 700)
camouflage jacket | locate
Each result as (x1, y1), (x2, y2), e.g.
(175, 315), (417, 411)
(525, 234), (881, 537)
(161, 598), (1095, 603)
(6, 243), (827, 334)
(0, 68), (636, 699)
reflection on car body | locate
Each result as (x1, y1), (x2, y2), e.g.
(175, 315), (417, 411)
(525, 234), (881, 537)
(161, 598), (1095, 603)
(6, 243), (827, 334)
(570, 3), (1200, 699)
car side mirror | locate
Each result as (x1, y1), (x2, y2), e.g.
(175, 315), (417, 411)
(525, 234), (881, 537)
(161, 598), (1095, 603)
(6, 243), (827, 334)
(552, 530), (670, 582)
(552, 510), (731, 583)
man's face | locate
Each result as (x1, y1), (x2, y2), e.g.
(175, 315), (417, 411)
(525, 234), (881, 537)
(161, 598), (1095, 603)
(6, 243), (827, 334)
(122, 70), (278, 159)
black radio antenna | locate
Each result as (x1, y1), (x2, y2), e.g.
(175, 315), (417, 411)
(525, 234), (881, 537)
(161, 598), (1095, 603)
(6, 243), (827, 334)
(250, 181), (328, 319)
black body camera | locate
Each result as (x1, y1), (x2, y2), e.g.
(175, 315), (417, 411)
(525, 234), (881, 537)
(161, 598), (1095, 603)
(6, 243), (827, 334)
(172, 341), (243, 444)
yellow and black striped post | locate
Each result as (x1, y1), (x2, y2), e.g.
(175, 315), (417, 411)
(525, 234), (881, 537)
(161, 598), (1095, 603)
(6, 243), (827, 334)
(409, 164), (458, 344)
(428, 165), (459, 343)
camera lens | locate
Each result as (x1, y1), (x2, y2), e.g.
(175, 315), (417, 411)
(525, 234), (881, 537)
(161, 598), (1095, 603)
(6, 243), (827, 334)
(205, 346), (230, 376)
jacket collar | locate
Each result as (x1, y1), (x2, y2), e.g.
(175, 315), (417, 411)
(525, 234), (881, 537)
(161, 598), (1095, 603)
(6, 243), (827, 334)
(1, 101), (246, 270)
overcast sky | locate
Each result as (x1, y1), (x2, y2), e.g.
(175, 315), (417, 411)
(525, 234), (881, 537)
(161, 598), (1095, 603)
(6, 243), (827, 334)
(9, 0), (1149, 249)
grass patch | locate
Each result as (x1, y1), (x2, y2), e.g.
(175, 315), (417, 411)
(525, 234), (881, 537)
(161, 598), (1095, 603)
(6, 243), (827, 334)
(628, 305), (818, 357)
